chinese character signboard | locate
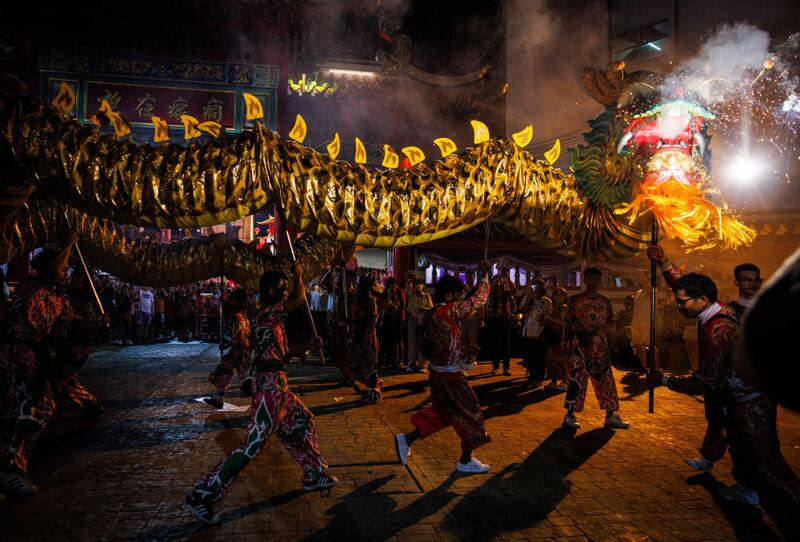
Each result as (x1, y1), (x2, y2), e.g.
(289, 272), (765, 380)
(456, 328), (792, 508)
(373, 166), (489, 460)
(40, 50), (278, 144)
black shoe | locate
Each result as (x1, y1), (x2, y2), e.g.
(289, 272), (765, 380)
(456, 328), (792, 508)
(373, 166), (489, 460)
(184, 492), (221, 524)
(0, 468), (38, 497)
(503, 370), (512, 376)
(203, 397), (224, 409)
(303, 471), (338, 491)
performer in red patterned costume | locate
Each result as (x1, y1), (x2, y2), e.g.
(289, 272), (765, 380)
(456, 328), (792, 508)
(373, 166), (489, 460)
(347, 276), (381, 403)
(0, 232), (80, 497)
(205, 288), (253, 409)
(185, 263), (336, 525)
(562, 267), (629, 430)
(648, 245), (731, 474)
(648, 245), (800, 509)
(53, 270), (104, 417)
(394, 261), (492, 474)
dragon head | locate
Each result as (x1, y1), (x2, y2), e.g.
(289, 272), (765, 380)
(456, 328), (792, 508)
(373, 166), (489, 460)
(572, 63), (755, 251)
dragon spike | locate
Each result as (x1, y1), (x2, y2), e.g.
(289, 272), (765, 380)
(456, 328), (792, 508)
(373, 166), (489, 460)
(433, 137), (457, 158)
(354, 137), (367, 164)
(51, 82), (75, 115)
(512, 124), (533, 147)
(382, 144), (399, 168)
(327, 132), (341, 160)
(108, 111), (132, 138)
(242, 93), (264, 121)
(180, 115), (201, 140)
(471, 120), (490, 144)
(91, 100), (131, 137)
(544, 139), (561, 165)
(151, 116), (170, 142)
(198, 121), (224, 138)
(288, 114), (307, 143)
(402, 146), (426, 167)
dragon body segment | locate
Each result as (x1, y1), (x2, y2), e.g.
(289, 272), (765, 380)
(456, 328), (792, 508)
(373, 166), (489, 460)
(0, 195), (336, 290)
(0, 64), (756, 286)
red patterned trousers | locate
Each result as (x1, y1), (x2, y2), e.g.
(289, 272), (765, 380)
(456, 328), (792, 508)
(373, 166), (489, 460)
(728, 394), (800, 509)
(411, 371), (490, 454)
(192, 371), (327, 502)
(564, 343), (620, 413)
(0, 345), (56, 474)
(208, 352), (251, 397)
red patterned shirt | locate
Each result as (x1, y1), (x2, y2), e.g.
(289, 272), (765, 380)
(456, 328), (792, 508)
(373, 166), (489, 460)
(426, 280), (490, 372)
(253, 301), (289, 371)
(659, 263), (748, 398)
(5, 279), (76, 343)
(667, 304), (741, 395)
(229, 311), (252, 356)
(565, 291), (614, 367)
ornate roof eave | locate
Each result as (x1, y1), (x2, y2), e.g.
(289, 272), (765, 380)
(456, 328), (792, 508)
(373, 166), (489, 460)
(308, 58), (490, 90)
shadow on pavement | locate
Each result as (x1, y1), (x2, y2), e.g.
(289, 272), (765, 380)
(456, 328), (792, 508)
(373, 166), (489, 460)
(470, 378), (563, 421)
(687, 473), (797, 541)
(132, 488), (306, 541)
(440, 426), (615, 541)
(300, 474), (460, 541)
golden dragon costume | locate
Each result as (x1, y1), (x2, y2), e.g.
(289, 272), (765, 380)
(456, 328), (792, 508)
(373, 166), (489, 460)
(0, 64), (755, 287)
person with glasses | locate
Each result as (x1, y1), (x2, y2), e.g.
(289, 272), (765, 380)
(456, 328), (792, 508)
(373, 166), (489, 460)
(646, 244), (787, 507)
(647, 244), (736, 472)
(185, 263), (337, 525)
(728, 263), (762, 321)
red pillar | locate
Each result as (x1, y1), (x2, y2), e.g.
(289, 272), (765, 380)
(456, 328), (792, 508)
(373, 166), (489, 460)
(273, 204), (293, 252)
(392, 247), (412, 281)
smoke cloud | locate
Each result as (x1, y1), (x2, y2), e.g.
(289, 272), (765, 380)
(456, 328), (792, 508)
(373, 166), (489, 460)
(664, 22), (771, 104)
(505, 0), (607, 167)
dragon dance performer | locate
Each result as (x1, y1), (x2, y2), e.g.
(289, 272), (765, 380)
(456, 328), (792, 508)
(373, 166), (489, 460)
(322, 265), (355, 383)
(185, 263), (337, 525)
(347, 276), (381, 403)
(647, 246), (800, 508)
(562, 267), (630, 430)
(0, 233), (80, 497)
(394, 260), (493, 474)
(204, 288), (253, 409)
(53, 270), (104, 418)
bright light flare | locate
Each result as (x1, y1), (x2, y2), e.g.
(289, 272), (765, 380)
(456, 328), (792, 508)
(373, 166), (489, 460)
(727, 156), (763, 184)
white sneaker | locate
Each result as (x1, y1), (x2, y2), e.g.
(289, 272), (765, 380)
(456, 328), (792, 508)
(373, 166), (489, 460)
(456, 457), (490, 474)
(685, 457), (713, 472)
(394, 434), (410, 466)
(604, 413), (630, 429)
(718, 483), (760, 506)
(563, 413), (580, 429)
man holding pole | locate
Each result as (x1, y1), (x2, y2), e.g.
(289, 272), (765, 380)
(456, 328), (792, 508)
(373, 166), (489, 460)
(0, 233), (81, 497)
(394, 260), (492, 474)
(185, 263), (337, 525)
(644, 252), (799, 507)
(647, 244), (733, 474)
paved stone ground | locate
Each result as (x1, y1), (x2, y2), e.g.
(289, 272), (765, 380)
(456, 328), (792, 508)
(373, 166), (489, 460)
(1, 342), (798, 541)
